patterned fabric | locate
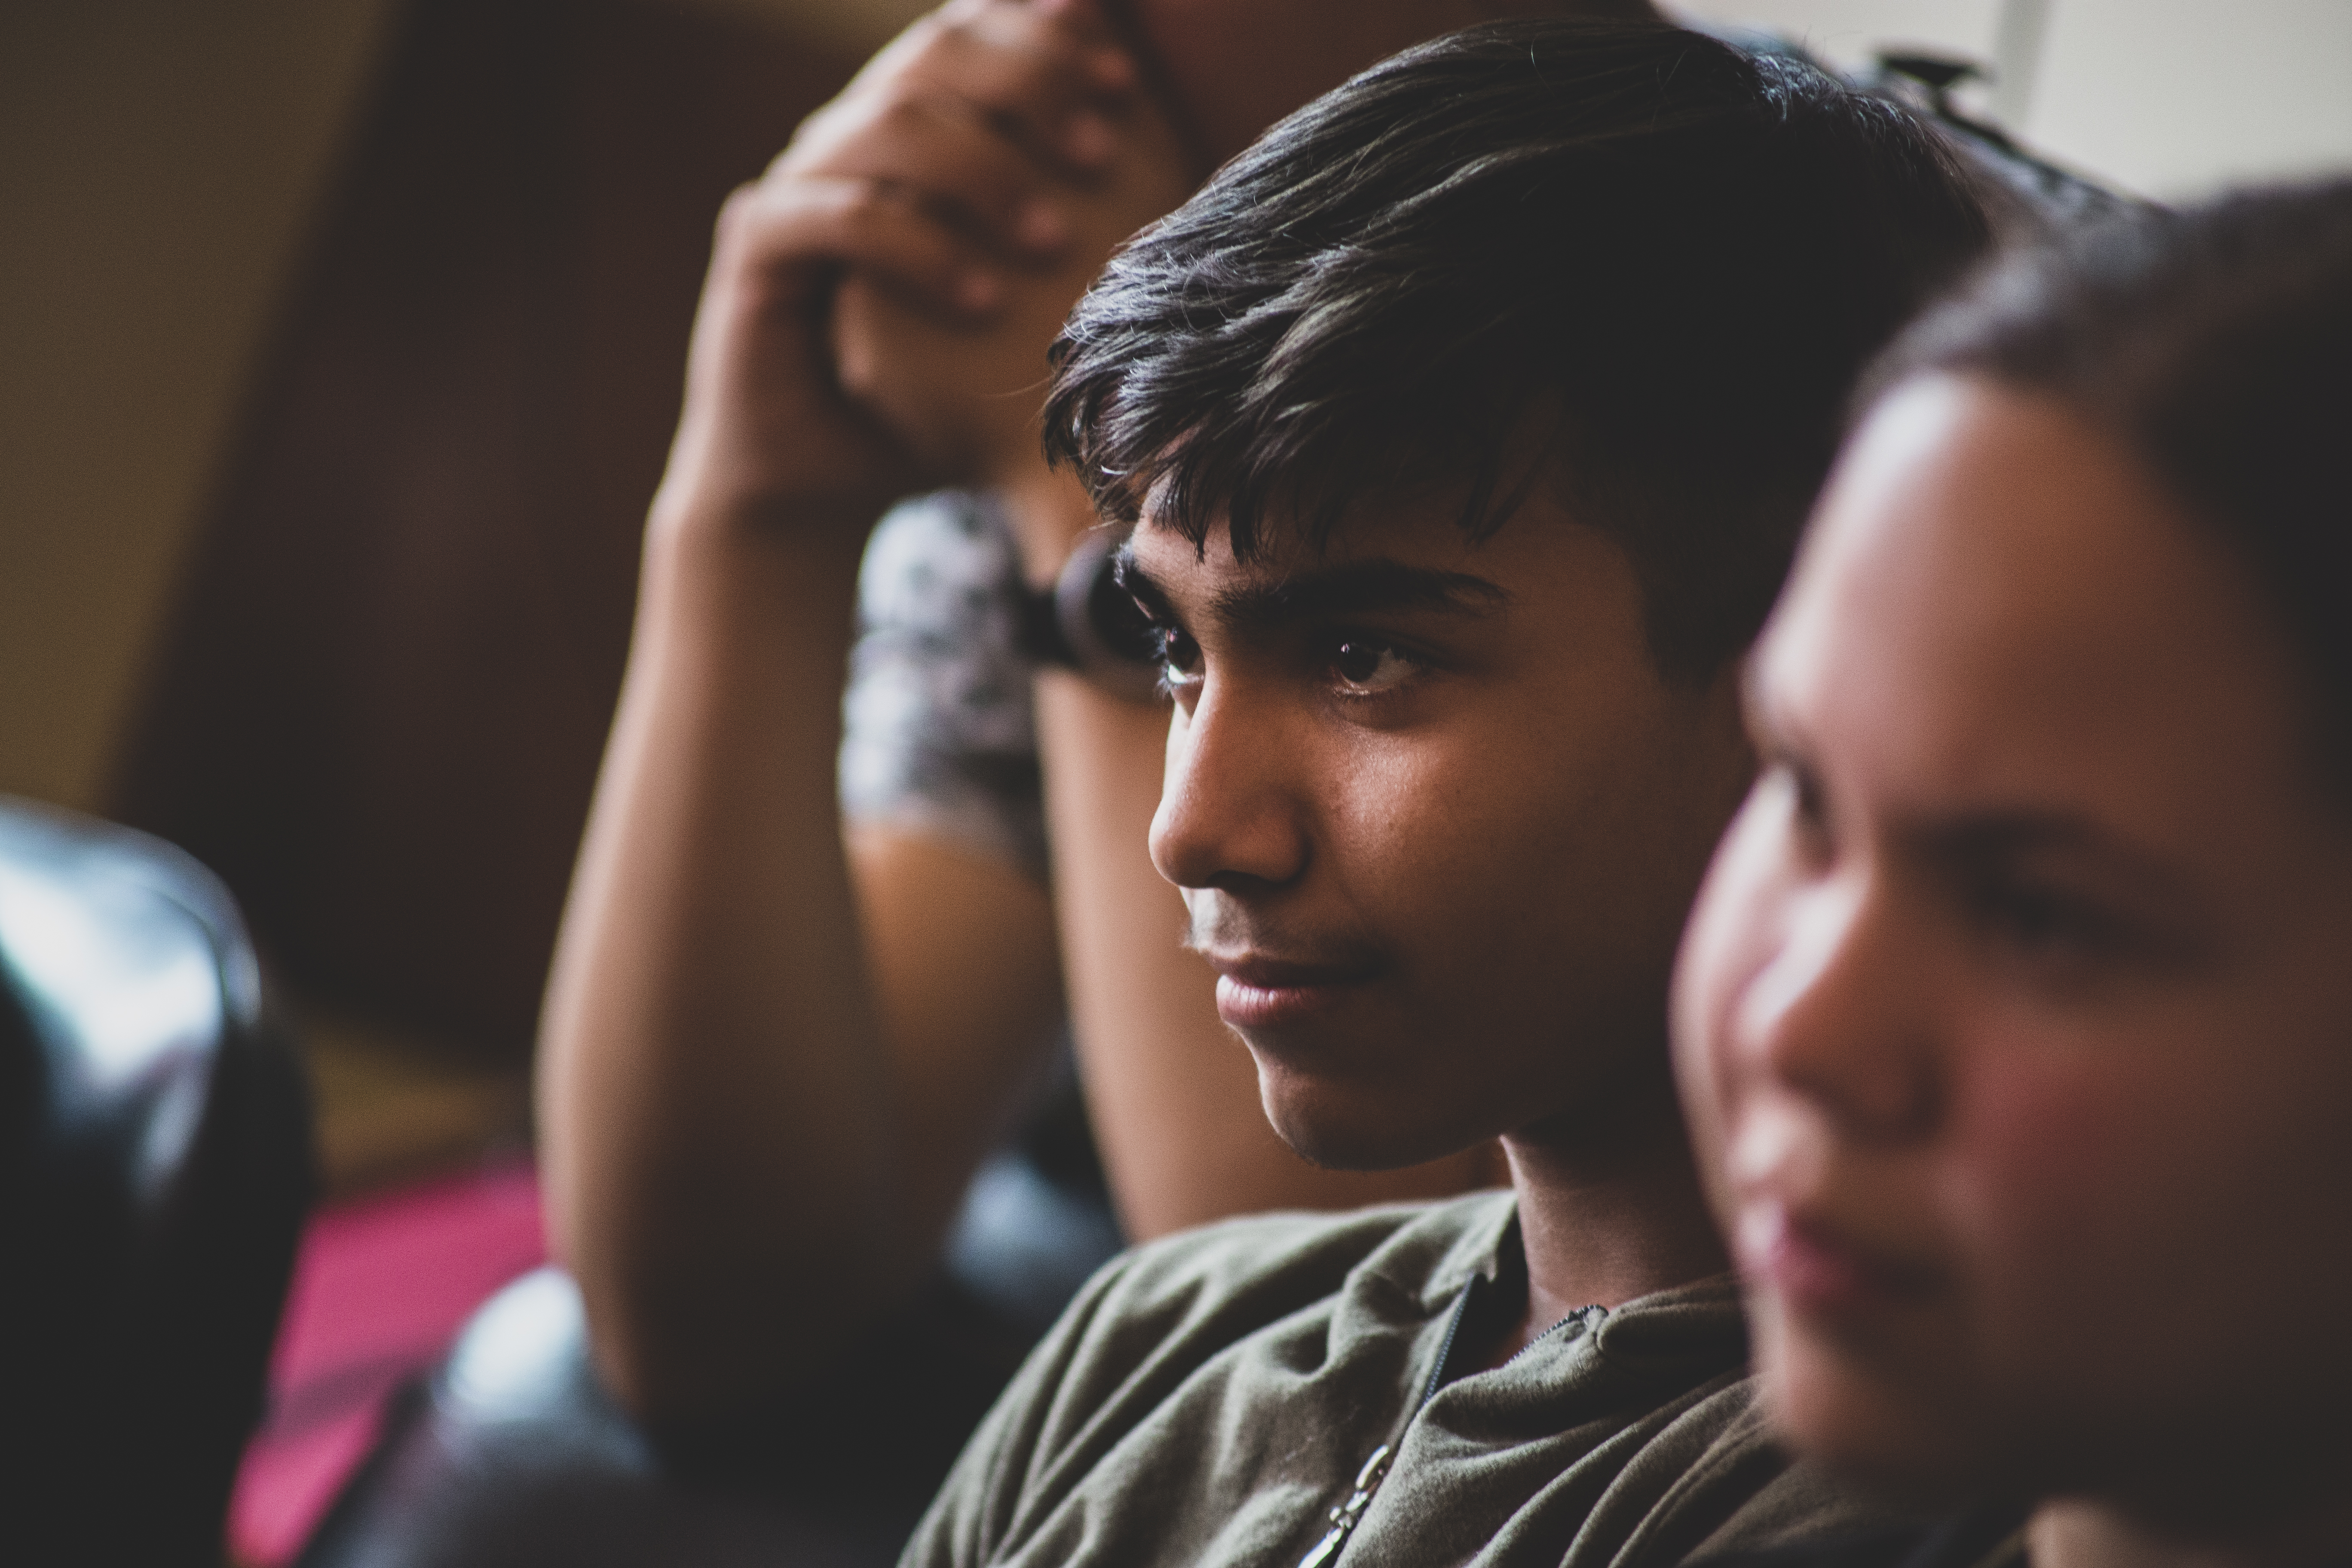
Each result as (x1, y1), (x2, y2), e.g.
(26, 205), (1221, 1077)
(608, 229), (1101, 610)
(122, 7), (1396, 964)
(841, 492), (1049, 880)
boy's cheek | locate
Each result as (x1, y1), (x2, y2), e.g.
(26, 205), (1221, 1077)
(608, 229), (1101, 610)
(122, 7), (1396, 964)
(1947, 1044), (2216, 1348)
(1670, 799), (1793, 1159)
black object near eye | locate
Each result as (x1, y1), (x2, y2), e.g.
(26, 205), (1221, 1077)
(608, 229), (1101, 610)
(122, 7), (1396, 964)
(1017, 528), (1165, 702)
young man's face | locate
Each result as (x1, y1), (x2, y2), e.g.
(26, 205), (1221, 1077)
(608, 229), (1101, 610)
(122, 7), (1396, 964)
(1124, 480), (1751, 1172)
(1673, 377), (2352, 1515)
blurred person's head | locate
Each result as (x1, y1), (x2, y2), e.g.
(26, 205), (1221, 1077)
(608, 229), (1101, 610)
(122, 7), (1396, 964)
(1101, 0), (1659, 171)
(1046, 20), (1988, 1174)
(1674, 180), (2352, 1542)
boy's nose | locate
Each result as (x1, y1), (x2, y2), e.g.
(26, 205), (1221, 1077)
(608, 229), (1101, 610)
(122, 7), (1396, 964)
(1148, 676), (1311, 893)
(1734, 874), (1943, 1144)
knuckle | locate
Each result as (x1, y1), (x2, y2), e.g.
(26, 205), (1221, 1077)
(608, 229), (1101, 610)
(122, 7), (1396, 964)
(835, 182), (889, 226)
(912, 12), (979, 70)
(877, 93), (936, 137)
(712, 182), (766, 245)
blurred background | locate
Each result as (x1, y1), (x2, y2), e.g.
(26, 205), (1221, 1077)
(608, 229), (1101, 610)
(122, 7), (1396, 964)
(3, 0), (923, 1195)
(3, 0), (2349, 1199)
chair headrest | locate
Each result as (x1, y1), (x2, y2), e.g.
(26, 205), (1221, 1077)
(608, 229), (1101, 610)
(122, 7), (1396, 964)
(0, 796), (260, 1223)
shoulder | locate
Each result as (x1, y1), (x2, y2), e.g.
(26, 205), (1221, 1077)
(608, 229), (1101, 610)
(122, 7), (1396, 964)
(858, 491), (1021, 633)
(842, 490), (1047, 872)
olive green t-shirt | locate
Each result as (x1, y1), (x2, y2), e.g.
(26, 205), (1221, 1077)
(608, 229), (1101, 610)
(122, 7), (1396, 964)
(903, 1191), (1876, 1568)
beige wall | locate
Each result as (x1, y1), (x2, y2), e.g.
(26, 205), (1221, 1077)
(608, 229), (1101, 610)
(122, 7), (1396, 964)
(4, 0), (2349, 812)
(0, 0), (920, 815)
(2031, 0), (2352, 196)
(0, 0), (400, 809)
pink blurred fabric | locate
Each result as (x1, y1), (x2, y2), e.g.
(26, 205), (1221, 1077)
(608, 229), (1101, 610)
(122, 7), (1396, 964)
(228, 1158), (546, 1566)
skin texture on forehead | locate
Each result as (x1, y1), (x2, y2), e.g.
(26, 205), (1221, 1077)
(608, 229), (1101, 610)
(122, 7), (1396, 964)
(1115, 0), (1656, 168)
(1673, 375), (2352, 1531)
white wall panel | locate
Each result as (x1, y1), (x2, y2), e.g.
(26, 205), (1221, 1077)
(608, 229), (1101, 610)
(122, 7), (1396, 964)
(1675, 0), (2352, 195)
(2031, 0), (2352, 196)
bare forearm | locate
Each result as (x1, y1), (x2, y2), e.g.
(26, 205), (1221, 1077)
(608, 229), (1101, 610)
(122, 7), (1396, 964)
(539, 511), (904, 1414)
(536, 0), (1178, 1417)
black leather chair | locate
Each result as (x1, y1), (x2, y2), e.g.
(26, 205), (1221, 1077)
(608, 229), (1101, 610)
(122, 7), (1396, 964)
(0, 796), (314, 1565)
(300, 1079), (1123, 1568)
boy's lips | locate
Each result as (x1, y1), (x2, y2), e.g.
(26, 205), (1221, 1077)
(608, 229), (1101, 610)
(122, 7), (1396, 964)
(1738, 1200), (1946, 1325)
(1201, 952), (1384, 1030)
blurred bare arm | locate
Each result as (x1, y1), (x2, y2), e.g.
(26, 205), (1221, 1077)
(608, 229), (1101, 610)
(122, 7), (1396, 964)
(539, 0), (1137, 1420)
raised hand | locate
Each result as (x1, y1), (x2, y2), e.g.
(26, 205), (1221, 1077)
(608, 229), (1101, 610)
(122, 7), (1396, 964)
(826, 0), (1197, 539)
(659, 0), (1183, 547)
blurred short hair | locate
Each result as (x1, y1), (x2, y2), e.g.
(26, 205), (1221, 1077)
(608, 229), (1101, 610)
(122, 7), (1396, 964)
(1869, 177), (2352, 787)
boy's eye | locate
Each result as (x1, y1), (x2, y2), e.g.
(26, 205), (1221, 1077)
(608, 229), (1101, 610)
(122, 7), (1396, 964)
(1750, 757), (1835, 875)
(1153, 624), (1202, 685)
(1965, 873), (2135, 980)
(1979, 883), (2110, 953)
(1328, 636), (1421, 695)
(1785, 762), (1832, 866)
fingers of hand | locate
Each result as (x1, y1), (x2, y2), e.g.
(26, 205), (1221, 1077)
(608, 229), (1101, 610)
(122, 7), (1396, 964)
(822, 0), (1136, 183)
(720, 178), (1005, 322)
(935, 0), (1136, 169)
(796, 92), (1078, 263)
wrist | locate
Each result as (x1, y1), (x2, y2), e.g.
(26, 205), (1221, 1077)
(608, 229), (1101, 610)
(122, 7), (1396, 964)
(641, 481), (869, 640)
(650, 392), (909, 551)
(647, 454), (893, 551)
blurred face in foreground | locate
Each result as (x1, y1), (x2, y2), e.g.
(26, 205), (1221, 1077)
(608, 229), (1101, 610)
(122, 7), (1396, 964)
(1673, 376), (2352, 1526)
(1129, 483), (1752, 1173)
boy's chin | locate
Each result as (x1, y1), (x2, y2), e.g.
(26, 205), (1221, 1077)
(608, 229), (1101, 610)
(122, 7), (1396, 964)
(1759, 1317), (1994, 1511)
(1257, 1067), (1498, 1174)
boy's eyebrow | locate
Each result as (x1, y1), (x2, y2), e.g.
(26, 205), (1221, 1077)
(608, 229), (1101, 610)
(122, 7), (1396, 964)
(1905, 807), (2184, 884)
(1904, 807), (2217, 941)
(1114, 546), (1178, 620)
(1116, 546), (1510, 631)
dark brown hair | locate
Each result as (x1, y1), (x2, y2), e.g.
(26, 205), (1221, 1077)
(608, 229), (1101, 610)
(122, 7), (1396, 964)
(1043, 18), (1990, 683)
